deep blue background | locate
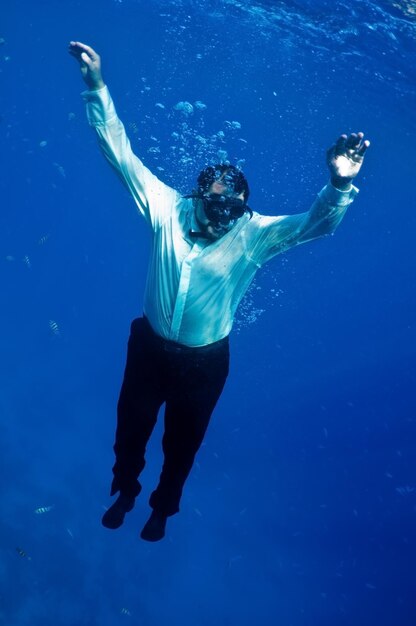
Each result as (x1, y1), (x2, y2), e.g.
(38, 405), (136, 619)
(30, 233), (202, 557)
(1, 1), (415, 625)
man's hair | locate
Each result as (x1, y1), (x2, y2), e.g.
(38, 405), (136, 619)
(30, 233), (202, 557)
(196, 164), (250, 202)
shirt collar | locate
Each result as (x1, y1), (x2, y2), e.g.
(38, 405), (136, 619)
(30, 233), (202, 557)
(189, 198), (201, 232)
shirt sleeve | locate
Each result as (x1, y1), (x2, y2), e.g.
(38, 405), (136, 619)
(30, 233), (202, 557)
(82, 85), (178, 229)
(248, 182), (359, 266)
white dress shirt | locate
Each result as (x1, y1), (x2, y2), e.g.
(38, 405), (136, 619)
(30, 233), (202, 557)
(83, 86), (358, 347)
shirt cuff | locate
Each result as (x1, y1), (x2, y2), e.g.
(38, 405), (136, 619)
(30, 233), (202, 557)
(318, 181), (359, 207)
(81, 84), (117, 126)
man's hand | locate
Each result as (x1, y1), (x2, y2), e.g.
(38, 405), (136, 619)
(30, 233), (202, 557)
(327, 132), (370, 190)
(68, 41), (105, 91)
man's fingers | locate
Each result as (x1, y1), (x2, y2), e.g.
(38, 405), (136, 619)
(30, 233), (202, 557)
(68, 41), (99, 62)
(80, 51), (93, 67)
(334, 134), (347, 156)
(345, 133), (359, 149)
(78, 43), (98, 61)
(357, 139), (370, 156)
(347, 132), (370, 156)
(333, 132), (370, 157)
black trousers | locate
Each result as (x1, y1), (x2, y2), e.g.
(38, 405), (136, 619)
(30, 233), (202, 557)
(110, 317), (230, 517)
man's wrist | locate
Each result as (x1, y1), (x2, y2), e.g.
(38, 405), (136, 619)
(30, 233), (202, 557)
(87, 79), (105, 91)
(330, 175), (353, 191)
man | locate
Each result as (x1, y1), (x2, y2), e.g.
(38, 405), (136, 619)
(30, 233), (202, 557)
(69, 41), (370, 542)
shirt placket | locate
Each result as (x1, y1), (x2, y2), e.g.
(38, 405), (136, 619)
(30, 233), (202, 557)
(170, 241), (205, 342)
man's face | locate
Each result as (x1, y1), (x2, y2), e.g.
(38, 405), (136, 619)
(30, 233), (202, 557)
(195, 177), (246, 240)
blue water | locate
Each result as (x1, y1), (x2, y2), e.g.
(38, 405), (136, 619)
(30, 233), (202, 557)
(1, 1), (415, 624)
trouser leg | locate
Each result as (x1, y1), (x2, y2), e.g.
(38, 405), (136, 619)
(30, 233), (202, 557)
(149, 344), (229, 516)
(111, 318), (165, 498)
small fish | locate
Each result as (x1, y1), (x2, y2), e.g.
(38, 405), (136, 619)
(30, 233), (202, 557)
(23, 255), (31, 269)
(66, 527), (74, 539)
(121, 608), (131, 616)
(396, 485), (415, 496)
(49, 320), (60, 336)
(34, 505), (54, 515)
(39, 140), (48, 148)
(38, 234), (50, 246)
(53, 162), (66, 178)
(16, 547), (32, 560)
(228, 555), (243, 568)
(225, 120), (241, 130)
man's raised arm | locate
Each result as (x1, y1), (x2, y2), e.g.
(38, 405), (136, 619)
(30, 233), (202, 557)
(248, 131), (371, 265)
(68, 41), (177, 228)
